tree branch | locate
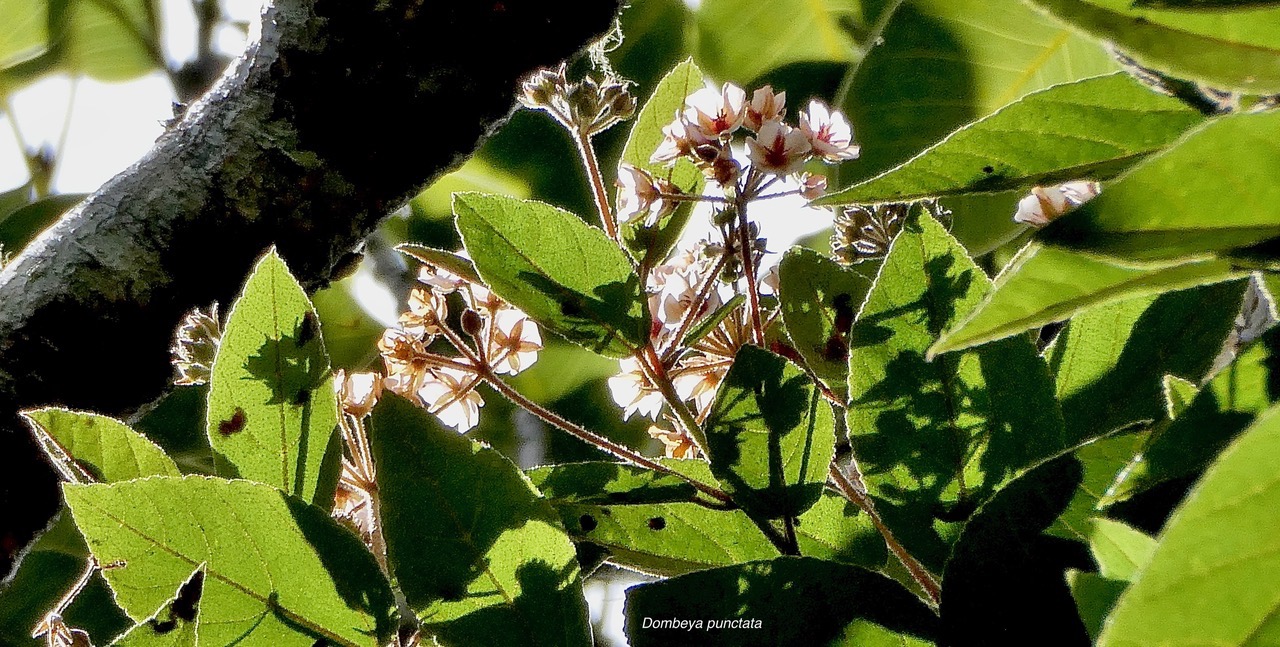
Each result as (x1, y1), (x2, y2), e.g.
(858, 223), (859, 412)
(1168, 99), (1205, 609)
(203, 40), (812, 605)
(0, 0), (621, 576)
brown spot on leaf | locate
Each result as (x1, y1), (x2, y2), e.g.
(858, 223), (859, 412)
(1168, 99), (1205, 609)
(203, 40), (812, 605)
(647, 517), (666, 530)
(218, 408), (247, 436)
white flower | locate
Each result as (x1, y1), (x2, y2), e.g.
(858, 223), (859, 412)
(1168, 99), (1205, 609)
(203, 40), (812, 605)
(671, 353), (730, 420)
(417, 366), (484, 432)
(746, 119), (812, 176)
(399, 287), (448, 338)
(608, 357), (665, 420)
(648, 249), (721, 333)
(616, 163), (675, 226)
(651, 112), (713, 165)
(648, 425), (699, 459)
(759, 264), (781, 295)
(1014, 180), (1101, 227)
(334, 370), (383, 418)
(486, 308), (542, 375)
(683, 83), (748, 140)
(379, 329), (431, 397)
(799, 100), (859, 163)
(464, 283), (506, 316)
(744, 85), (786, 133)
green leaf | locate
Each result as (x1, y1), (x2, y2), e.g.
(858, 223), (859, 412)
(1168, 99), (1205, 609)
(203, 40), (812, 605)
(368, 395), (591, 646)
(618, 59), (706, 269)
(1100, 402), (1280, 646)
(939, 452), (1092, 643)
(1104, 329), (1278, 505)
(207, 248), (340, 506)
(58, 0), (159, 82)
(526, 462), (698, 505)
(1024, 0), (1280, 93)
(1049, 429), (1148, 538)
(819, 73), (1203, 206)
(1047, 280), (1245, 441)
(692, 0), (861, 84)
(311, 277), (387, 370)
(1162, 374), (1200, 418)
(704, 345), (835, 519)
(1041, 110), (1280, 262)
(778, 247), (878, 399)
(0, 0), (44, 69)
(1066, 570), (1128, 642)
(1084, 518), (1156, 582)
(624, 557), (939, 647)
(847, 211), (1065, 569)
(454, 192), (647, 358)
(22, 408), (179, 482)
(0, 515), (130, 646)
(0, 192), (86, 252)
(930, 243), (1246, 356)
(842, 0), (1118, 185)
(395, 243), (483, 284)
(63, 476), (395, 646)
(111, 569), (203, 646)
(681, 293), (747, 348)
(1133, 0), (1280, 8)
(555, 492), (886, 576)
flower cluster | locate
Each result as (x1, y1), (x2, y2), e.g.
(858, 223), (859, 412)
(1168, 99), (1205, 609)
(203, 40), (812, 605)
(831, 203), (909, 265)
(519, 63), (636, 136)
(647, 83), (857, 189)
(377, 266), (543, 432)
(1013, 180), (1101, 228)
(169, 304), (221, 386)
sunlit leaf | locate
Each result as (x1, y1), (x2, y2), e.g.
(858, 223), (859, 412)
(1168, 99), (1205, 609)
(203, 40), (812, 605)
(64, 477), (395, 646)
(1025, 0), (1280, 92)
(207, 249), (341, 506)
(818, 73), (1203, 205)
(454, 192), (648, 358)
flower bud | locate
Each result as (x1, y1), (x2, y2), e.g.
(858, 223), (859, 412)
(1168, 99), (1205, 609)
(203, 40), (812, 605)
(461, 309), (485, 337)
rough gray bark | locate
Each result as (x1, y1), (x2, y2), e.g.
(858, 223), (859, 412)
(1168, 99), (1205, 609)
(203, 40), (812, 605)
(0, 0), (621, 573)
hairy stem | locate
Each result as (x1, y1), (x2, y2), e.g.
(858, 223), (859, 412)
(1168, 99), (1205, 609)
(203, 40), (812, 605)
(829, 463), (941, 608)
(574, 126), (620, 243)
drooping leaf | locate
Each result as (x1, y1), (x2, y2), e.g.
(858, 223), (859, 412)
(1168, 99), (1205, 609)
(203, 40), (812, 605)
(22, 408), (179, 482)
(778, 247), (878, 399)
(625, 557), (939, 647)
(819, 73), (1203, 205)
(1100, 402), (1280, 646)
(554, 492), (886, 577)
(841, 0), (1117, 186)
(1025, 0), (1280, 92)
(847, 211), (1065, 570)
(111, 569), (204, 647)
(1046, 280), (1245, 442)
(58, 0), (160, 82)
(1104, 328), (1279, 505)
(929, 243), (1245, 356)
(63, 477), (395, 647)
(617, 58), (706, 269)
(368, 395), (591, 646)
(704, 345), (836, 520)
(1040, 110), (1280, 262)
(454, 192), (647, 357)
(692, 0), (862, 84)
(206, 248), (341, 506)
(939, 452), (1093, 644)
